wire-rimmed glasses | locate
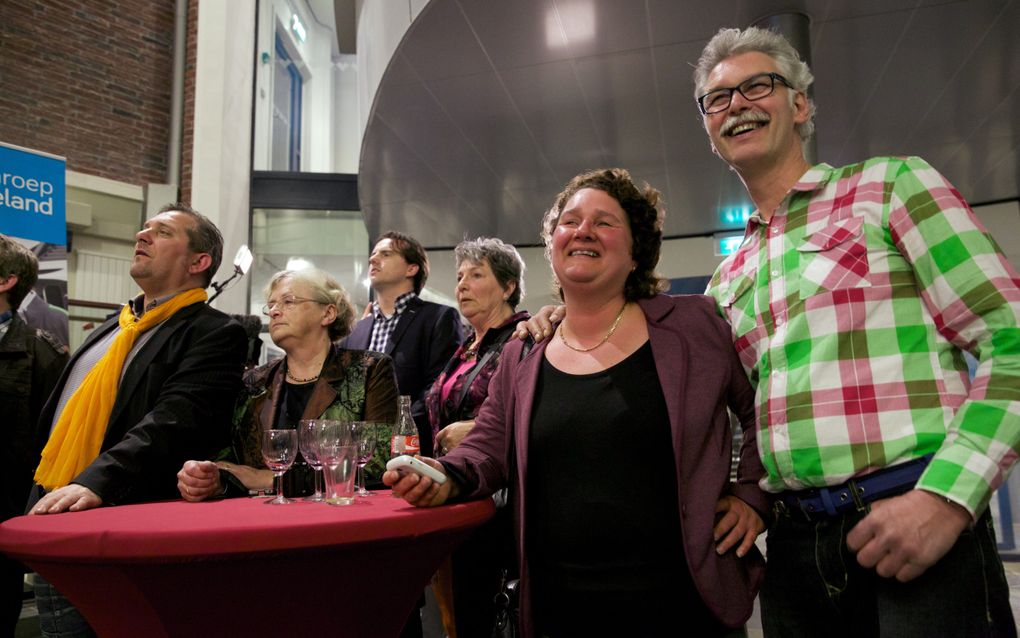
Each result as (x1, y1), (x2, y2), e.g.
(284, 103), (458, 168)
(697, 72), (793, 115)
(261, 296), (322, 315)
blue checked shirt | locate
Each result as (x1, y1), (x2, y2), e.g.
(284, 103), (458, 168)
(368, 291), (416, 353)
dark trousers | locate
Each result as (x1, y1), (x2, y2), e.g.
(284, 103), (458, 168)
(0, 555), (24, 638)
(33, 575), (96, 638)
(761, 505), (1016, 638)
(451, 505), (513, 637)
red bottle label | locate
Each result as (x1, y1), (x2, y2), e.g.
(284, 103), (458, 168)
(391, 435), (420, 456)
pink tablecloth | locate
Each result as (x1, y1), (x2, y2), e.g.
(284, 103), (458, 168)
(0, 492), (494, 637)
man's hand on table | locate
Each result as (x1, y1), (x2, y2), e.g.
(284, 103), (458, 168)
(177, 460), (223, 502)
(30, 484), (102, 514)
(514, 305), (564, 341)
(383, 456), (458, 507)
(846, 488), (971, 582)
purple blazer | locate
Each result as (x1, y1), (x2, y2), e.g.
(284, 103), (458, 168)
(441, 294), (768, 635)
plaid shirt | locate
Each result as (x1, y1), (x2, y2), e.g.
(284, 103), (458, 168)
(707, 156), (1020, 515)
(368, 291), (416, 353)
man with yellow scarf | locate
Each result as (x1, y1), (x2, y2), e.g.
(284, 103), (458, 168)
(27, 204), (247, 638)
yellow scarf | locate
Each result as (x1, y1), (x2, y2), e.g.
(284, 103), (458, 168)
(34, 288), (208, 490)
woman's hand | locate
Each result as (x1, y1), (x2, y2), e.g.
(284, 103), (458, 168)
(714, 495), (766, 557)
(217, 461), (273, 491)
(177, 460), (223, 502)
(435, 420), (474, 454)
(514, 305), (565, 341)
(383, 456), (458, 507)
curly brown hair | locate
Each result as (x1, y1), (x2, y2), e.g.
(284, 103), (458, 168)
(541, 168), (667, 301)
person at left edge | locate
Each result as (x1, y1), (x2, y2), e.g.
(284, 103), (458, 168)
(28, 204), (247, 638)
(0, 235), (67, 637)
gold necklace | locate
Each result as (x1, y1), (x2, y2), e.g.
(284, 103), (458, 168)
(286, 369), (319, 383)
(285, 358), (322, 383)
(559, 302), (627, 353)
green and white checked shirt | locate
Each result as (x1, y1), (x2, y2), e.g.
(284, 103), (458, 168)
(707, 156), (1020, 516)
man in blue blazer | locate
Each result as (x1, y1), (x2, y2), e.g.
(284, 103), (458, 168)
(341, 231), (462, 458)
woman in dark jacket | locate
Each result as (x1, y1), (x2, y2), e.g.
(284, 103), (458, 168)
(177, 267), (398, 500)
(425, 237), (529, 637)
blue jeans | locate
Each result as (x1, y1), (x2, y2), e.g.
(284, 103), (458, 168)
(33, 575), (96, 638)
(760, 503), (1015, 637)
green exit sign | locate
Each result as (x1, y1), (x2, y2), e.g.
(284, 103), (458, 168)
(714, 233), (744, 256)
(719, 205), (752, 226)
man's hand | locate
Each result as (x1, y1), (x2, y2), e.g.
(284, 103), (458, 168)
(382, 456), (457, 507)
(514, 305), (565, 341)
(846, 489), (971, 582)
(217, 461), (272, 491)
(30, 484), (102, 515)
(177, 460), (223, 502)
(435, 420), (474, 455)
(714, 495), (766, 557)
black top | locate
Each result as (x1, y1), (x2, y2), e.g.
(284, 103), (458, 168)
(277, 380), (316, 429)
(526, 342), (721, 635)
(527, 341), (685, 592)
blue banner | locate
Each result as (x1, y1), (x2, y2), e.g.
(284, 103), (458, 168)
(0, 143), (66, 245)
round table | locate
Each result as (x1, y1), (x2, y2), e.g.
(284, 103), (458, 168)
(0, 492), (494, 637)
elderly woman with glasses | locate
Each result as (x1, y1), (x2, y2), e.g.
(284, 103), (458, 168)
(176, 267), (399, 500)
(386, 169), (768, 637)
(424, 237), (529, 637)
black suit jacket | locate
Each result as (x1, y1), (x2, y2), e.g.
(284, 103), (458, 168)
(0, 314), (67, 520)
(340, 296), (462, 456)
(34, 300), (247, 505)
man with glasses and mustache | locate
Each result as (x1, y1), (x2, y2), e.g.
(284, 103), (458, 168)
(695, 26), (1020, 636)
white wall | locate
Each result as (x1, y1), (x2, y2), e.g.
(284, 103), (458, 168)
(332, 52), (360, 173)
(192, 1), (256, 315)
(356, 0), (426, 136)
(973, 200), (1020, 272)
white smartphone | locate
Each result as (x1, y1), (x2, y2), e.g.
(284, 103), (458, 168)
(386, 455), (448, 485)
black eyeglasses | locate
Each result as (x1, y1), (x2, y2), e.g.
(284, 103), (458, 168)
(697, 72), (793, 115)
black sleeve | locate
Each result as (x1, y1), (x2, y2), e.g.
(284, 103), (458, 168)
(74, 315), (248, 504)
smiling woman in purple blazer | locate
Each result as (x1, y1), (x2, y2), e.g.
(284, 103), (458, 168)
(385, 168), (767, 638)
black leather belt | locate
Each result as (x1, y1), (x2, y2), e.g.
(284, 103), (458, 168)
(775, 454), (933, 521)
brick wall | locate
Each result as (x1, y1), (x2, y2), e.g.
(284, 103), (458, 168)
(0, 0), (175, 186)
(180, 0), (198, 204)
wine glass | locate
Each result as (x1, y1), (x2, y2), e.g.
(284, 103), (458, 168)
(298, 420), (325, 502)
(350, 421), (376, 497)
(261, 428), (298, 505)
(315, 420), (356, 506)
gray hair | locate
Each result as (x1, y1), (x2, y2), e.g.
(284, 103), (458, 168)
(454, 237), (526, 309)
(264, 268), (356, 341)
(693, 26), (816, 141)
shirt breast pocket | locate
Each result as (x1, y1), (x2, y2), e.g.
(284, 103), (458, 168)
(719, 274), (757, 339)
(797, 216), (871, 298)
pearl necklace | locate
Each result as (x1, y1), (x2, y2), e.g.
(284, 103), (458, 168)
(558, 302), (627, 353)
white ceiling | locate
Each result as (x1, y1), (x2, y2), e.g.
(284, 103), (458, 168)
(359, 0), (1020, 247)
